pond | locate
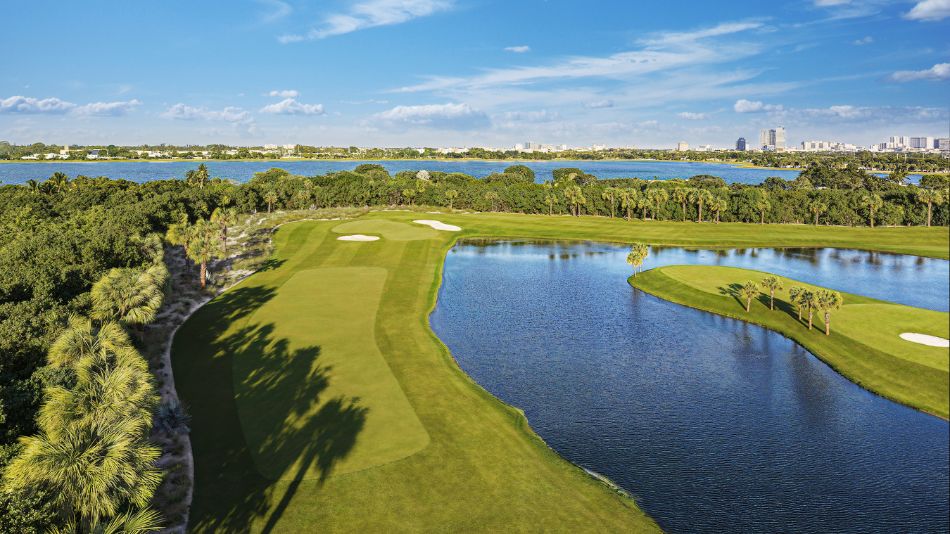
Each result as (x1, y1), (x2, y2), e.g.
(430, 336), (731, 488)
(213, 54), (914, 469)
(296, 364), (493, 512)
(0, 159), (925, 185)
(430, 241), (949, 533)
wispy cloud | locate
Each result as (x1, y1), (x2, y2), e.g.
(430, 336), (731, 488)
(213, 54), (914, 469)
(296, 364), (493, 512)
(257, 0), (292, 23)
(260, 98), (325, 115)
(677, 111), (708, 120)
(904, 0), (950, 21)
(161, 103), (252, 122)
(372, 102), (489, 129)
(734, 99), (784, 112)
(890, 62), (950, 81)
(585, 99), (614, 109)
(852, 35), (873, 45)
(1, 95), (140, 116)
(267, 89), (299, 98)
(504, 45), (531, 53)
(279, 0), (453, 42)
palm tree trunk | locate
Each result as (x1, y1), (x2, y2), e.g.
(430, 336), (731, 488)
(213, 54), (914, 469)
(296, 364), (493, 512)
(927, 202), (933, 227)
(760, 210), (765, 224)
(797, 307), (802, 321)
(825, 312), (831, 335)
(808, 309), (813, 330)
(814, 213), (819, 226)
(870, 208), (875, 228)
(200, 261), (207, 289)
(770, 291), (774, 310)
(681, 202), (686, 221)
(745, 297), (751, 312)
(698, 202), (703, 223)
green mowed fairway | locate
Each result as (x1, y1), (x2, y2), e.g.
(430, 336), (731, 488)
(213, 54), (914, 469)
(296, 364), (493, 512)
(173, 211), (947, 532)
(632, 265), (950, 418)
(236, 267), (429, 480)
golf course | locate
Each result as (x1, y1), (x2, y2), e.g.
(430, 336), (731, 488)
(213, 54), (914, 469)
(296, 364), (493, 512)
(171, 210), (949, 531)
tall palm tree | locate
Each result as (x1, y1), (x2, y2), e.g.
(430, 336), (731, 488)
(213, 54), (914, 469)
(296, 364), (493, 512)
(740, 281), (759, 312)
(210, 207), (237, 258)
(690, 188), (714, 223)
(263, 189), (278, 213)
(672, 187), (691, 221)
(48, 318), (138, 369)
(789, 286), (804, 321)
(90, 268), (165, 326)
(602, 187), (618, 218)
(563, 185), (585, 216)
(543, 192), (559, 215)
(444, 189), (459, 209)
(646, 188), (669, 221)
(808, 200), (827, 226)
(816, 289), (843, 336)
(616, 189), (632, 220)
(711, 197), (728, 223)
(484, 191), (500, 211)
(801, 290), (819, 330)
(626, 243), (649, 276)
(166, 218), (221, 289)
(760, 276), (783, 310)
(754, 190), (771, 224)
(636, 191), (651, 220)
(916, 188), (945, 227)
(185, 164), (210, 189)
(860, 193), (884, 228)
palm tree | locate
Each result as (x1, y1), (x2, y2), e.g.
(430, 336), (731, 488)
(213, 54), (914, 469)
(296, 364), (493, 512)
(760, 276), (783, 310)
(816, 289), (844, 336)
(636, 191), (651, 221)
(48, 318), (138, 368)
(740, 281), (759, 312)
(616, 189), (632, 220)
(401, 188), (417, 206)
(25, 178), (39, 193)
(672, 187), (691, 221)
(444, 189), (459, 209)
(788, 286), (804, 321)
(185, 164), (210, 189)
(263, 189), (278, 213)
(754, 190), (771, 224)
(166, 218), (221, 289)
(808, 200), (827, 226)
(711, 197), (728, 223)
(916, 188), (945, 227)
(646, 188), (669, 221)
(801, 290), (819, 330)
(860, 193), (884, 228)
(626, 243), (649, 276)
(484, 191), (500, 211)
(690, 188), (714, 223)
(602, 187), (618, 218)
(210, 207), (237, 258)
(543, 192), (559, 215)
(90, 267), (165, 326)
(563, 185), (586, 216)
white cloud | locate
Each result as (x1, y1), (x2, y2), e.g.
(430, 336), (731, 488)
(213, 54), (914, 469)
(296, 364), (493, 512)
(0, 95), (75, 114)
(257, 0), (292, 23)
(904, 0), (950, 21)
(814, 0), (850, 6)
(584, 100), (614, 109)
(372, 102), (489, 129)
(890, 62), (950, 82)
(677, 111), (708, 120)
(162, 103), (252, 122)
(260, 98), (325, 115)
(279, 0), (453, 42)
(852, 36), (873, 45)
(504, 45), (531, 53)
(394, 21), (764, 93)
(734, 99), (784, 113)
(267, 89), (299, 98)
(73, 99), (141, 117)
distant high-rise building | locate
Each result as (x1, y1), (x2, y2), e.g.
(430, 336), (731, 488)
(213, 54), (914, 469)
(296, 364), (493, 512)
(676, 141), (689, 151)
(910, 137), (935, 149)
(937, 138), (950, 151)
(758, 127), (786, 150)
(736, 137), (747, 151)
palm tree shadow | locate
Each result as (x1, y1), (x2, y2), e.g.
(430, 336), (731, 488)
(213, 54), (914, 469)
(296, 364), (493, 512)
(175, 286), (368, 533)
(718, 283), (745, 308)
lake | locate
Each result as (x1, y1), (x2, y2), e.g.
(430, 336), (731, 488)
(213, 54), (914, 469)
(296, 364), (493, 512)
(0, 159), (921, 185)
(430, 241), (949, 533)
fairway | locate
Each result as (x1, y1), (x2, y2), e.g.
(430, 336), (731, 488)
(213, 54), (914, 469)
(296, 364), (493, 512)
(171, 210), (948, 532)
(632, 265), (950, 418)
(235, 267), (429, 480)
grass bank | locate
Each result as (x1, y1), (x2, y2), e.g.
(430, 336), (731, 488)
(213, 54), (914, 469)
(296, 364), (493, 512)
(630, 265), (949, 419)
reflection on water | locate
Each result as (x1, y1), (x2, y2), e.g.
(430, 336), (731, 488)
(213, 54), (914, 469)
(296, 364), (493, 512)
(431, 241), (949, 534)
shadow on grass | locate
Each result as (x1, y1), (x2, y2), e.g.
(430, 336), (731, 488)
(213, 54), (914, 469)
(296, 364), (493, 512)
(172, 285), (367, 533)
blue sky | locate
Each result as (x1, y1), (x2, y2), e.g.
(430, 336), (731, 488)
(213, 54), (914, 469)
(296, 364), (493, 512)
(1, 0), (948, 148)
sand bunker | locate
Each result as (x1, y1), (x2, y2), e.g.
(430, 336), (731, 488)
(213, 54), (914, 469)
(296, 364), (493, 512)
(899, 333), (950, 348)
(337, 234), (380, 242)
(413, 220), (461, 232)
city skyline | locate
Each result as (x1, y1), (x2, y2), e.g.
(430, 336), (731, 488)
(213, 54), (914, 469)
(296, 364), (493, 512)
(2, 0), (949, 147)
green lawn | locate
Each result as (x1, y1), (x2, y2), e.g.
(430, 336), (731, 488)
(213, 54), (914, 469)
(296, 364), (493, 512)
(631, 265), (950, 419)
(172, 210), (948, 532)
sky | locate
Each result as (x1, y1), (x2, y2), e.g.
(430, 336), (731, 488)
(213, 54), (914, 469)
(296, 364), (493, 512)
(1, 0), (949, 149)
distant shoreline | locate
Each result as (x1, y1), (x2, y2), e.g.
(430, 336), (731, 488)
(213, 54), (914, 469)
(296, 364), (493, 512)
(0, 157), (936, 175)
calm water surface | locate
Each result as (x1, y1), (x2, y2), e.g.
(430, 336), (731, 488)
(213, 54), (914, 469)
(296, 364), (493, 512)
(430, 242), (949, 533)
(0, 159), (923, 185)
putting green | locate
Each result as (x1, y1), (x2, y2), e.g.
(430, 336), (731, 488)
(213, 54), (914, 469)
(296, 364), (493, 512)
(235, 267), (429, 480)
(331, 219), (437, 241)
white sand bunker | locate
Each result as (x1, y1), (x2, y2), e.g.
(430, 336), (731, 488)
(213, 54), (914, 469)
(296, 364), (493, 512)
(413, 219), (461, 232)
(900, 333), (950, 348)
(337, 234), (380, 242)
